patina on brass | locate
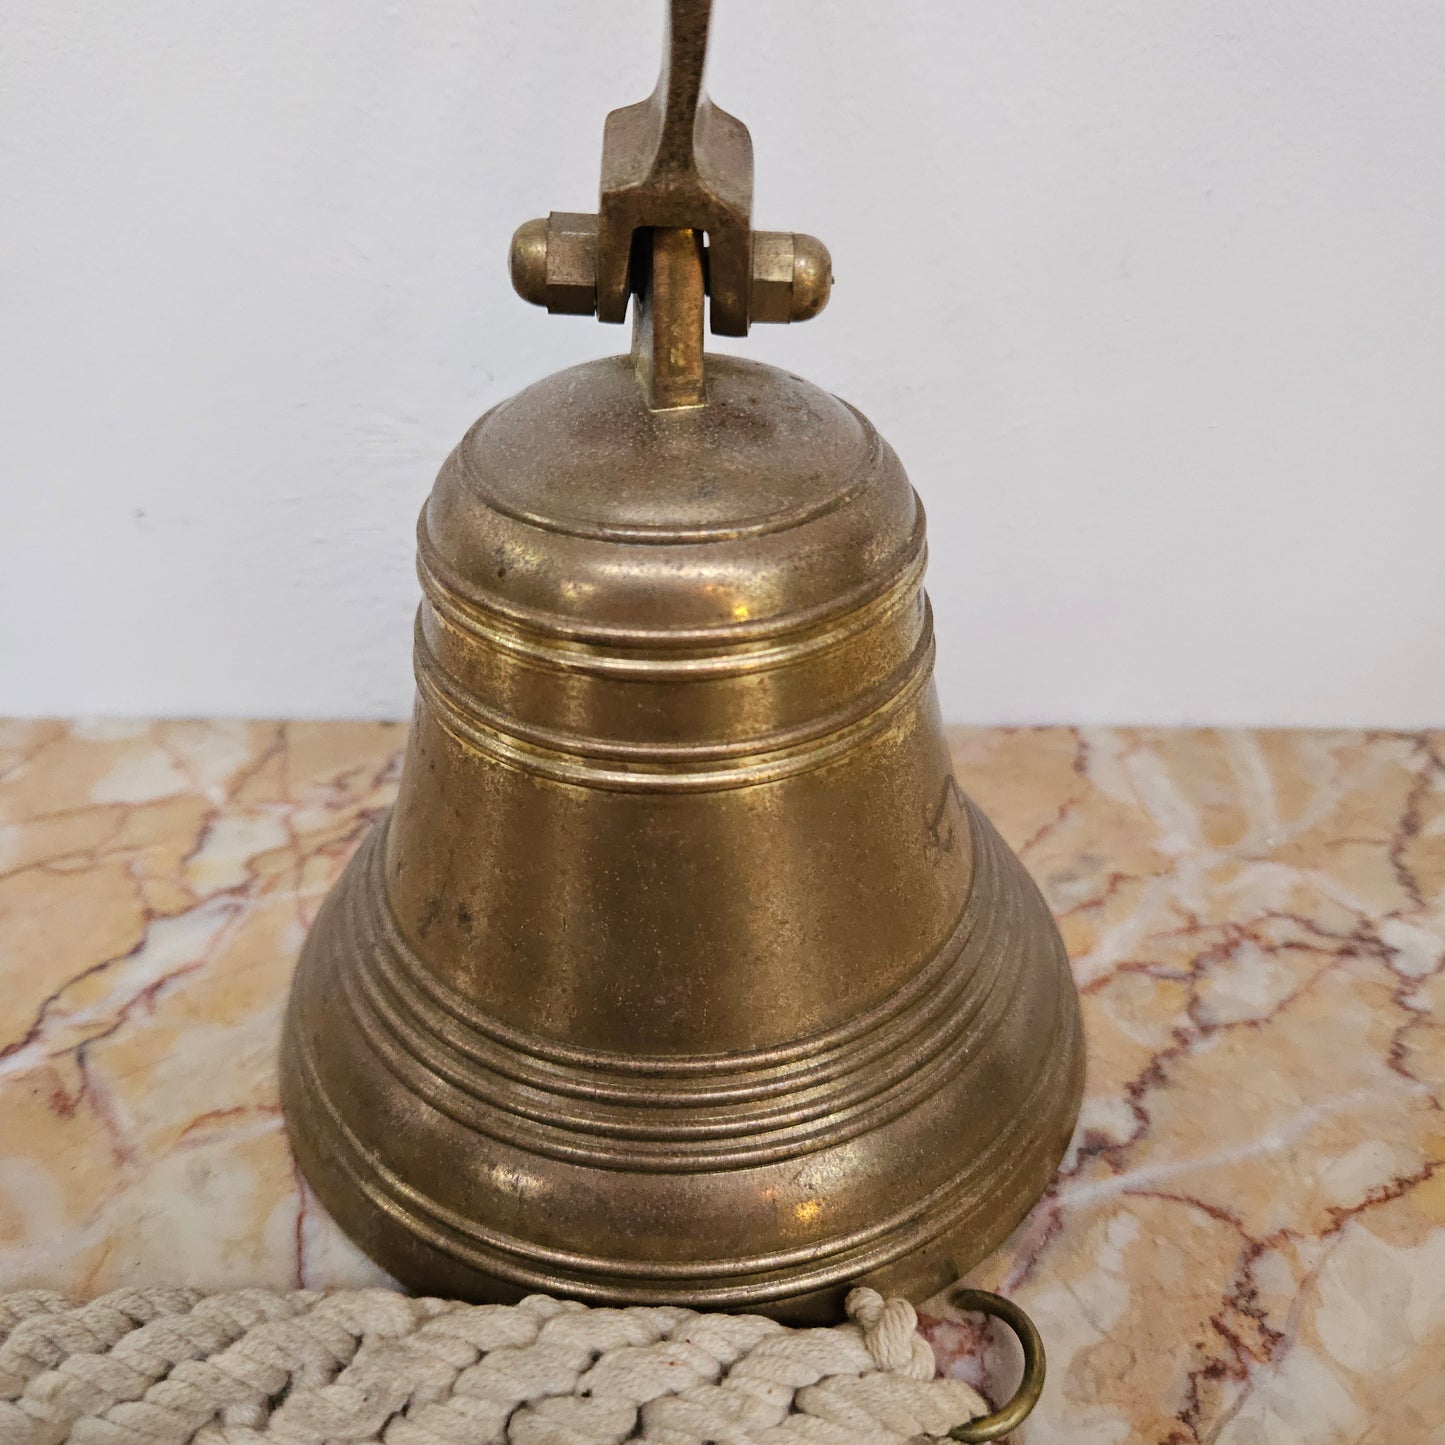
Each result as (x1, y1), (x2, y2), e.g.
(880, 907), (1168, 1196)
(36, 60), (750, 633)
(281, 0), (1085, 1323)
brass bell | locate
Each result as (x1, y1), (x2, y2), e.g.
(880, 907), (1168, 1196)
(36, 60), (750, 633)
(280, 0), (1084, 1323)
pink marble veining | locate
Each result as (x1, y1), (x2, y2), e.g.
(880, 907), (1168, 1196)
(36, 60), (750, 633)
(1, 720), (1441, 1442)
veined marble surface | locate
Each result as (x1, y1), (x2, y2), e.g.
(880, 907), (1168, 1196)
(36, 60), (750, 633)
(1, 721), (1441, 1442)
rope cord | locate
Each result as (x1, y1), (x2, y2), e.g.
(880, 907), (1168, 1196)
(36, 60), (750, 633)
(0, 1286), (989, 1445)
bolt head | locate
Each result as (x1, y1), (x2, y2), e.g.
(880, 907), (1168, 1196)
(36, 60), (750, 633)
(790, 234), (832, 322)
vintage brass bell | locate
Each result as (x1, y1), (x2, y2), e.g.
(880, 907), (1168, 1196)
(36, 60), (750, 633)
(281, 0), (1084, 1323)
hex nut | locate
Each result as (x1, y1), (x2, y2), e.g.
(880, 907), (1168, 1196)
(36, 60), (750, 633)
(748, 232), (833, 324)
(509, 212), (599, 315)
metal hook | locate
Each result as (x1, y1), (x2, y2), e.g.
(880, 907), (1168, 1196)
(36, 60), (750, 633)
(946, 1287), (1047, 1441)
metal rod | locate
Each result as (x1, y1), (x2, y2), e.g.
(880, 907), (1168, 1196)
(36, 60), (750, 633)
(632, 227), (707, 409)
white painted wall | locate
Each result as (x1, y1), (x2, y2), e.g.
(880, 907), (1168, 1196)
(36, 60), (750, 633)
(3, 1), (1443, 725)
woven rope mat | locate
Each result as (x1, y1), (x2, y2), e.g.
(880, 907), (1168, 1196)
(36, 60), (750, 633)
(0, 1285), (991, 1445)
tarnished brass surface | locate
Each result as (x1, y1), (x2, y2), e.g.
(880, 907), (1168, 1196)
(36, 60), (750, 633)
(281, 0), (1084, 1321)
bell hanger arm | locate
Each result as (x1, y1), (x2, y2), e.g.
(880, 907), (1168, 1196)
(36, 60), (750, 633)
(650, 0), (713, 177)
(507, 0), (832, 348)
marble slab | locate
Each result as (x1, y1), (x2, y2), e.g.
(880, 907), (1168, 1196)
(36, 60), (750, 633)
(1, 721), (1441, 1442)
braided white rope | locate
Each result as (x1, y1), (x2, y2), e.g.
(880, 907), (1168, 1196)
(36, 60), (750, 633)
(0, 1287), (986, 1445)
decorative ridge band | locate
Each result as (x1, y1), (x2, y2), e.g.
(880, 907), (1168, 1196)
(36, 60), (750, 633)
(418, 548), (928, 683)
(415, 510), (928, 651)
(319, 802), (1043, 1172)
(288, 950), (1082, 1306)
(416, 636), (934, 793)
(414, 603), (931, 776)
(366, 802), (994, 1078)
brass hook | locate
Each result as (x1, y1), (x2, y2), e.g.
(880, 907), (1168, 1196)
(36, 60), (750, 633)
(946, 1287), (1047, 1441)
